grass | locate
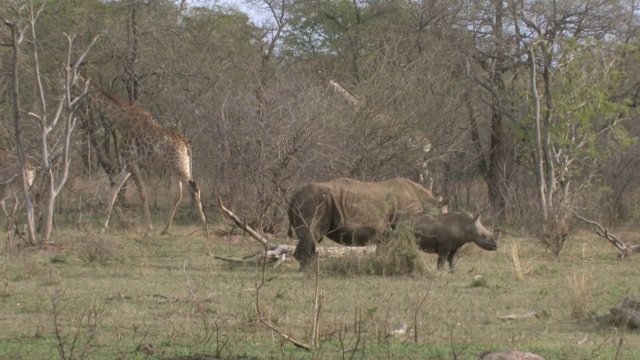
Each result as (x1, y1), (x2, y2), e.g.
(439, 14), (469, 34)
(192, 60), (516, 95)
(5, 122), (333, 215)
(1, 207), (640, 359)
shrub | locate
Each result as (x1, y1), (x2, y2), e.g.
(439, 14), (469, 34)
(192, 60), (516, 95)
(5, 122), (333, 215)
(539, 206), (574, 256)
(322, 222), (429, 277)
(77, 235), (115, 265)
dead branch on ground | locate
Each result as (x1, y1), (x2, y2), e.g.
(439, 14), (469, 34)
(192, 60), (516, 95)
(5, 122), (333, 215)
(216, 197), (294, 267)
(255, 254), (311, 350)
(566, 207), (640, 258)
(217, 197), (271, 247)
(252, 238), (310, 351)
(212, 246), (293, 267)
(212, 245), (377, 266)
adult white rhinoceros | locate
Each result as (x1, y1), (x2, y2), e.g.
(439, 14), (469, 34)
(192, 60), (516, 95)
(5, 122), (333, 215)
(288, 177), (442, 270)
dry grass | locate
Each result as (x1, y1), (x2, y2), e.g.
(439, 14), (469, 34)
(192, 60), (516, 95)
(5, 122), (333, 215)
(567, 267), (592, 320)
(568, 273), (591, 320)
(509, 238), (533, 281)
(1, 213), (640, 359)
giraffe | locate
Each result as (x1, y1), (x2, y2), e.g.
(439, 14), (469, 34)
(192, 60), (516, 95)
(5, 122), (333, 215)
(0, 147), (35, 216)
(84, 82), (209, 236)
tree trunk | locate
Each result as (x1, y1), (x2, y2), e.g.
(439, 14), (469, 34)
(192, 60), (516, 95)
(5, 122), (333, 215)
(541, 45), (556, 207)
(529, 45), (547, 221)
(6, 19), (37, 244)
(488, 108), (507, 214)
(125, 0), (139, 104)
(41, 169), (56, 242)
(480, 0), (509, 216)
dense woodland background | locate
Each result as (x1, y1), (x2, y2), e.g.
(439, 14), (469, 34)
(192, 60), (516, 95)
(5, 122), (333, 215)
(2, 0), (640, 242)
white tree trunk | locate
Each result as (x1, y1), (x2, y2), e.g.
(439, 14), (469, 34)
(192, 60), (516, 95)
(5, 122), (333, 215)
(529, 45), (547, 221)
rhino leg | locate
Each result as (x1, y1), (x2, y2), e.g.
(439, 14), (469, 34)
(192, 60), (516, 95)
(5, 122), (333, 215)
(447, 248), (460, 273)
(290, 199), (333, 270)
(436, 253), (447, 271)
(292, 227), (319, 271)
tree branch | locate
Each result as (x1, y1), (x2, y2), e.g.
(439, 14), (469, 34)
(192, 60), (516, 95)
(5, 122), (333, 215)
(217, 196), (271, 247)
(566, 207), (640, 257)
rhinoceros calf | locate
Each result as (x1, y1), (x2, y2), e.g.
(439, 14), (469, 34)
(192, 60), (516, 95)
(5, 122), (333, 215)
(410, 212), (498, 272)
(288, 177), (444, 270)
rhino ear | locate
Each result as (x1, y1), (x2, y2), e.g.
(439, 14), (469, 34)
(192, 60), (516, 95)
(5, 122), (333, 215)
(473, 213), (481, 223)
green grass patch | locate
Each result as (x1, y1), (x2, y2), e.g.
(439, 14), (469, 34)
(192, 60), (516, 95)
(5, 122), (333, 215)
(1, 218), (640, 359)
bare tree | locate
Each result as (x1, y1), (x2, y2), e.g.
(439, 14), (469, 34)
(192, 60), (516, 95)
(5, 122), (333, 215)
(23, 1), (98, 242)
(2, 9), (36, 243)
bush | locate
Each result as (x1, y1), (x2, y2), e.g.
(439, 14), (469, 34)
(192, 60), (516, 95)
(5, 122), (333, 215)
(77, 235), (115, 265)
(539, 207), (574, 256)
(322, 222), (429, 277)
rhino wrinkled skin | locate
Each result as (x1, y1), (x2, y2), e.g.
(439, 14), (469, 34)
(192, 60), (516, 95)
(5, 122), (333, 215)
(288, 177), (442, 270)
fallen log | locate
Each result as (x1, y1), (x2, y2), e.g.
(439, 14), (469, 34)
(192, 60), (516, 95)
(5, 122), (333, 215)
(212, 242), (377, 266)
(480, 350), (546, 360)
(497, 312), (540, 321)
(212, 244), (294, 267)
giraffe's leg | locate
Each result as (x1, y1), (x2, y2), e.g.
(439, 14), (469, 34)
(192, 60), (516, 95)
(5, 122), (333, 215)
(161, 176), (182, 235)
(129, 166), (153, 233)
(188, 180), (209, 237)
(104, 168), (131, 231)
